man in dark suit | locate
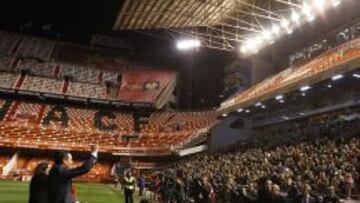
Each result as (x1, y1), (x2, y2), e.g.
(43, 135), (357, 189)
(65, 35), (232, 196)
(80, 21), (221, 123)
(257, 179), (273, 203)
(323, 186), (340, 203)
(271, 184), (287, 203)
(294, 184), (317, 203)
(48, 145), (98, 203)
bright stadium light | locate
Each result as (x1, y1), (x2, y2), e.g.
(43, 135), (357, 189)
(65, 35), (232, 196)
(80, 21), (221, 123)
(239, 0), (345, 56)
(254, 36), (263, 47)
(291, 11), (300, 23)
(237, 108), (244, 113)
(331, 0), (341, 7)
(272, 24), (280, 35)
(275, 95), (284, 100)
(255, 102), (262, 107)
(240, 45), (248, 54)
(353, 73), (360, 79)
(262, 29), (272, 41)
(332, 74), (344, 81)
(312, 0), (326, 11)
(302, 3), (315, 21)
(246, 40), (256, 50)
(281, 18), (290, 29)
(244, 36), (262, 53)
(287, 28), (294, 35)
(176, 39), (201, 51)
(222, 113), (228, 117)
(300, 85), (311, 92)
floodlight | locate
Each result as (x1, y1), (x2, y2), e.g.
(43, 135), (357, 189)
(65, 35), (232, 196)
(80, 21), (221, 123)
(313, 0), (326, 11)
(237, 108), (244, 113)
(291, 11), (300, 23)
(245, 36), (262, 52)
(275, 95), (284, 100)
(300, 85), (311, 91)
(262, 29), (272, 41)
(281, 19), (290, 29)
(353, 73), (360, 78)
(302, 3), (315, 21)
(331, 0), (341, 7)
(176, 39), (201, 50)
(287, 28), (294, 35)
(331, 74), (343, 81)
(240, 45), (248, 54)
(272, 24), (280, 35)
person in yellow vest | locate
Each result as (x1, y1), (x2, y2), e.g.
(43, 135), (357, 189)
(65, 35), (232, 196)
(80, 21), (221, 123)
(123, 170), (136, 203)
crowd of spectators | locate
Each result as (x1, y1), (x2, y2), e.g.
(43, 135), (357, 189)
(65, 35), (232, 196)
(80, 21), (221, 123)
(151, 109), (360, 203)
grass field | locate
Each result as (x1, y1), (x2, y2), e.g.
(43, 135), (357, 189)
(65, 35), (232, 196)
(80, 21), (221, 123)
(0, 180), (144, 203)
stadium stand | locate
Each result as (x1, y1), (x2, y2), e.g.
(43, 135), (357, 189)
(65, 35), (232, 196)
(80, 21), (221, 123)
(66, 81), (107, 99)
(0, 72), (18, 89)
(0, 31), (22, 55)
(219, 36), (360, 113)
(59, 63), (100, 84)
(0, 98), (217, 155)
(15, 37), (55, 60)
(15, 58), (41, 72)
(0, 30), (179, 108)
(72, 160), (113, 182)
(157, 108), (360, 201)
(20, 75), (63, 95)
(118, 70), (177, 108)
(25, 157), (52, 173)
(102, 70), (121, 84)
(27, 62), (57, 78)
(0, 56), (16, 71)
(0, 155), (11, 175)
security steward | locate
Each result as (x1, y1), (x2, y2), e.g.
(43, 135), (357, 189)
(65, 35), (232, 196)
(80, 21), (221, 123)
(123, 170), (136, 203)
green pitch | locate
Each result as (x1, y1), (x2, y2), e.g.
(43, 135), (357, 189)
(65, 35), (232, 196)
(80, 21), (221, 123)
(0, 180), (144, 203)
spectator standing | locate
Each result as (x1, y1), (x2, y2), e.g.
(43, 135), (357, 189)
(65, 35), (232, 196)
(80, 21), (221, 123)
(294, 184), (317, 203)
(29, 162), (49, 203)
(138, 175), (145, 197)
(48, 145), (98, 203)
(123, 170), (136, 203)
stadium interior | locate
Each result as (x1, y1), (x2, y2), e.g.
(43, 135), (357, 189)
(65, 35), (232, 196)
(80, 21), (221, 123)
(0, 0), (359, 203)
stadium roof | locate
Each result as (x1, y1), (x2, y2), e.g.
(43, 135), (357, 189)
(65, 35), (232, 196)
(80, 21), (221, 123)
(113, 0), (236, 30)
(113, 0), (360, 54)
(115, 0), (341, 52)
(113, 0), (293, 51)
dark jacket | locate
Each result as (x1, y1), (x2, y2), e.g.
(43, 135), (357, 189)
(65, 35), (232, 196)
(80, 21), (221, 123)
(257, 187), (272, 203)
(294, 194), (317, 203)
(48, 156), (97, 203)
(323, 194), (340, 203)
(271, 194), (287, 203)
(29, 174), (49, 203)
